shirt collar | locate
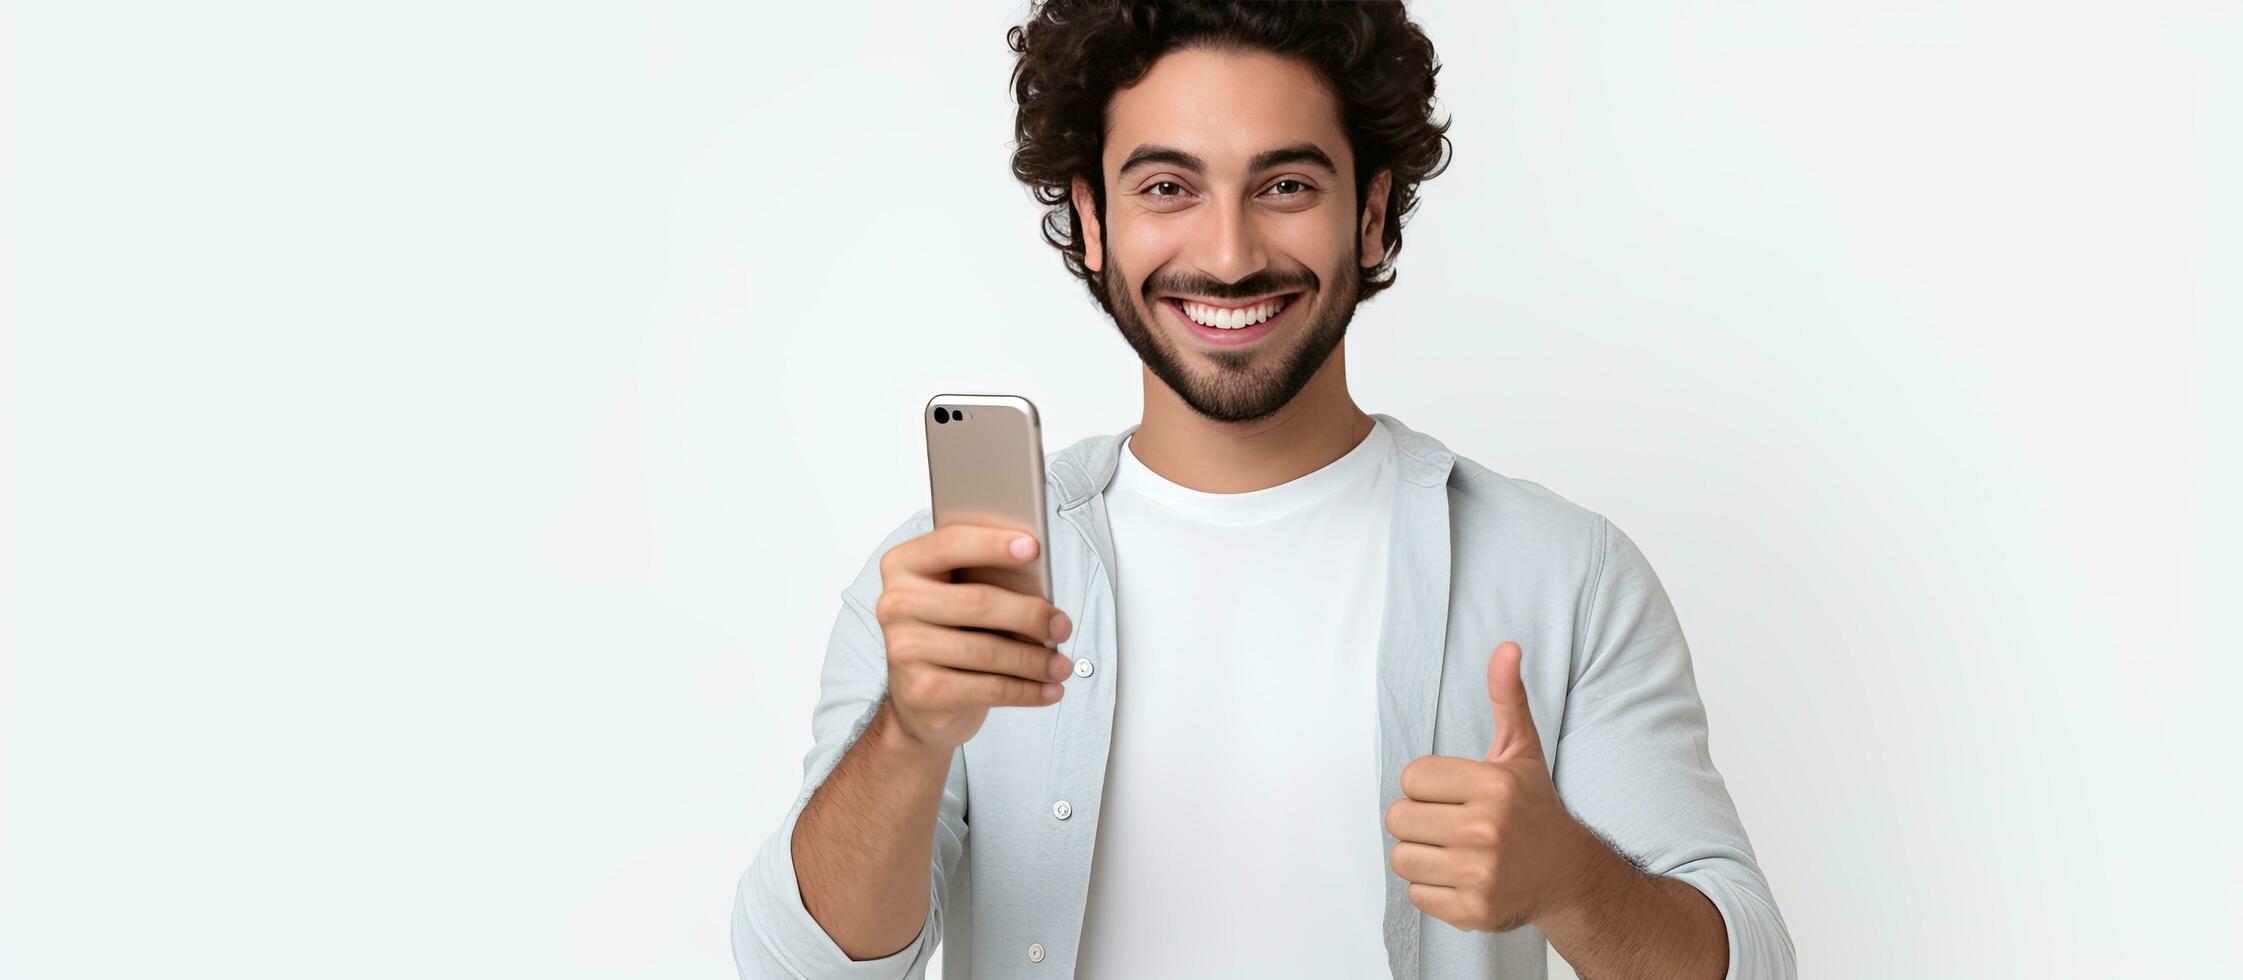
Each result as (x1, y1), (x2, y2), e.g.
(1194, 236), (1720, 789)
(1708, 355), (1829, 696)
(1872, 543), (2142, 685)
(1047, 411), (1458, 513)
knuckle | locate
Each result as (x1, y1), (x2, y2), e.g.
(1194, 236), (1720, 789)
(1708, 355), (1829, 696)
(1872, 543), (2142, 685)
(1001, 593), (1038, 632)
(1488, 766), (1518, 794)
(919, 668), (952, 706)
(973, 632), (1008, 668)
(958, 672), (994, 705)
(1464, 820), (1497, 847)
(892, 667), (928, 705)
(874, 586), (907, 625)
(984, 635), (1024, 675)
(962, 630), (997, 667)
(882, 625), (916, 662)
(907, 630), (945, 666)
(960, 585), (994, 619)
(982, 674), (1023, 706)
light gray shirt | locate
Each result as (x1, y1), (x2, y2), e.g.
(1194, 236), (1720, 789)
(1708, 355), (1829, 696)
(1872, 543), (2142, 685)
(733, 413), (1796, 978)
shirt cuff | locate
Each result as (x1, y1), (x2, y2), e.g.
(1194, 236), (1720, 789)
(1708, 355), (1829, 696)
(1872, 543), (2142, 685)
(1665, 860), (1796, 980)
(734, 801), (938, 978)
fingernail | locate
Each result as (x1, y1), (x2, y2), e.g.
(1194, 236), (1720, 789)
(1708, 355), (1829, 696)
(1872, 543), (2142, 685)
(1050, 654), (1072, 680)
(1011, 536), (1035, 560)
(1050, 613), (1071, 642)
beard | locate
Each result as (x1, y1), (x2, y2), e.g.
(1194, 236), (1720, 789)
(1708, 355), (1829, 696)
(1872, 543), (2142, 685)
(1091, 238), (1362, 424)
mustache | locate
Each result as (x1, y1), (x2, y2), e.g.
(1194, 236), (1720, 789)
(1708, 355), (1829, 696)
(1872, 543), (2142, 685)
(1146, 273), (1316, 302)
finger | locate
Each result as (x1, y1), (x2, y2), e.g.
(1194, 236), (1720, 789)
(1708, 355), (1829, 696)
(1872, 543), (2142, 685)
(886, 523), (1041, 581)
(1389, 841), (1480, 887)
(1485, 641), (1544, 763)
(1406, 882), (1466, 925)
(1385, 800), (1481, 847)
(905, 624), (1073, 683)
(885, 581), (1067, 647)
(913, 665), (1063, 709)
(1399, 754), (1492, 804)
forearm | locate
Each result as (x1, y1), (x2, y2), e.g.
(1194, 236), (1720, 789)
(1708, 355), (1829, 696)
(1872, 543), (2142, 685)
(1537, 824), (1728, 979)
(789, 695), (952, 960)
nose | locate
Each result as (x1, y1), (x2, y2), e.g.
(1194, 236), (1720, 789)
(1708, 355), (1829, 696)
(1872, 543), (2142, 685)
(1192, 194), (1269, 286)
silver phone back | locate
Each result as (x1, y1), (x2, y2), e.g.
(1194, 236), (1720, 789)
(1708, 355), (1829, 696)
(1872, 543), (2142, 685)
(924, 393), (1052, 604)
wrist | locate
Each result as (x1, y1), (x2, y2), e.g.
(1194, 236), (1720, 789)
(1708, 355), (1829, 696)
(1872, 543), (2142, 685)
(1538, 818), (1632, 929)
(872, 696), (952, 766)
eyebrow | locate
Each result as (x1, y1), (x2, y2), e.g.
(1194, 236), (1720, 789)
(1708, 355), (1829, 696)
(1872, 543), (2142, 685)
(1117, 142), (1339, 179)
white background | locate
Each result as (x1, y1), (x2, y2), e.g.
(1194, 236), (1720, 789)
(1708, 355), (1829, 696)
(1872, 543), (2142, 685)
(7, 1), (2239, 977)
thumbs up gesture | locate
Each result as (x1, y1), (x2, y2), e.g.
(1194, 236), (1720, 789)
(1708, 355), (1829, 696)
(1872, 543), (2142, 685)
(1385, 641), (1601, 934)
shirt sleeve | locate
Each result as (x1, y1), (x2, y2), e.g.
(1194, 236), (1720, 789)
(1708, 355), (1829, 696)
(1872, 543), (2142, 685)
(733, 509), (970, 979)
(1551, 515), (1797, 980)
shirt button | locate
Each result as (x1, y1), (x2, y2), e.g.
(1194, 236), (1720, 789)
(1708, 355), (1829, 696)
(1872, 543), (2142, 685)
(1028, 942), (1045, 963)
(1051, 800), (1071, 820)
(1073, 657), (1094, 678)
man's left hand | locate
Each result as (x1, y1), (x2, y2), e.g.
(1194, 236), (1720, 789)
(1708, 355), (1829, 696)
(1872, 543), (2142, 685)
(1384, 640), (1599, 933)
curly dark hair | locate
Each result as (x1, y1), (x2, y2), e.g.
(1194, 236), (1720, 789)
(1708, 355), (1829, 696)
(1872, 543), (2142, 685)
(1006, 0), (1453, 306)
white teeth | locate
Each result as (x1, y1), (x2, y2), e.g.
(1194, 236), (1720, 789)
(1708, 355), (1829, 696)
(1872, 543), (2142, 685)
(1180, 295), (1290, 329)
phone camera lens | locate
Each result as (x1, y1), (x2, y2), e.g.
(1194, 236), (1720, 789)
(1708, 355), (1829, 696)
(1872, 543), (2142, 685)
(935, 407), (950, 424)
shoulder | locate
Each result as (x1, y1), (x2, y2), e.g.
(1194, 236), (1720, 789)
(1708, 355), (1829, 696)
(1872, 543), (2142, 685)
(1442, 453), (1679, 627)
(1444, 453), (1613, 573)
(1375, 413), (1612, 568)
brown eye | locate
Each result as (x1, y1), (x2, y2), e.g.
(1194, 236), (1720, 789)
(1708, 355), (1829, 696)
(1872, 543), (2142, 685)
(1269, 179), (1311, 196)
(1147, 181), (1185, 198)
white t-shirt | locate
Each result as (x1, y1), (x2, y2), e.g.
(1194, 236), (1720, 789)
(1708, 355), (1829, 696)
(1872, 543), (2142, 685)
(1074, 420), (1398, 977)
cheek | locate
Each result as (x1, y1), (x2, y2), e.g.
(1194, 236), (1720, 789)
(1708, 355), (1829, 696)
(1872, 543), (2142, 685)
(1119, 218), (1188, 258)
(1110, 227), (1182, 290)
(1264, 218), (1351, 270)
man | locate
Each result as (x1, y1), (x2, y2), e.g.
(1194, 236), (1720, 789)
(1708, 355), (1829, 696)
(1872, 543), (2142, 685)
(735, 2), (1794, 977)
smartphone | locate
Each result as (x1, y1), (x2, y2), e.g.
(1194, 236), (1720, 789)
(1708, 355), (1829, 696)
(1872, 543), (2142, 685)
(924, 394), (1053, 645)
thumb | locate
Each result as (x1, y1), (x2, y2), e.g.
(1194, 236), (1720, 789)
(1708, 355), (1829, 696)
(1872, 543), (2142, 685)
(1484, 641), (1544, 763)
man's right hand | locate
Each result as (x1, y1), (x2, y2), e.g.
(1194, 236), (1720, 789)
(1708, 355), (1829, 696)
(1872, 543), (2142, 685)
(873, 523), (1073, 755)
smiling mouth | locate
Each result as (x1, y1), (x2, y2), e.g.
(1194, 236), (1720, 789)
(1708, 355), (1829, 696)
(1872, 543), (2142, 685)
(1163, 292), (1300, 330)
(1155, 290), (1306, 349)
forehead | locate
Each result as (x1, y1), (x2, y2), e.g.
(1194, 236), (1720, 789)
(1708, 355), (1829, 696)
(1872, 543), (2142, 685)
(1103, 46), (1351, 179)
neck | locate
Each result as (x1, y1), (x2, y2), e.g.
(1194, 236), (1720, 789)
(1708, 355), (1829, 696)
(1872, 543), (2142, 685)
(1128, 340), (1375, 494)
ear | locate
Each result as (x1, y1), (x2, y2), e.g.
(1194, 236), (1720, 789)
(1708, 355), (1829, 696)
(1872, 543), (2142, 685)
(1358, 167), (1393, 268)
(1071, 175), (1104, 273)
